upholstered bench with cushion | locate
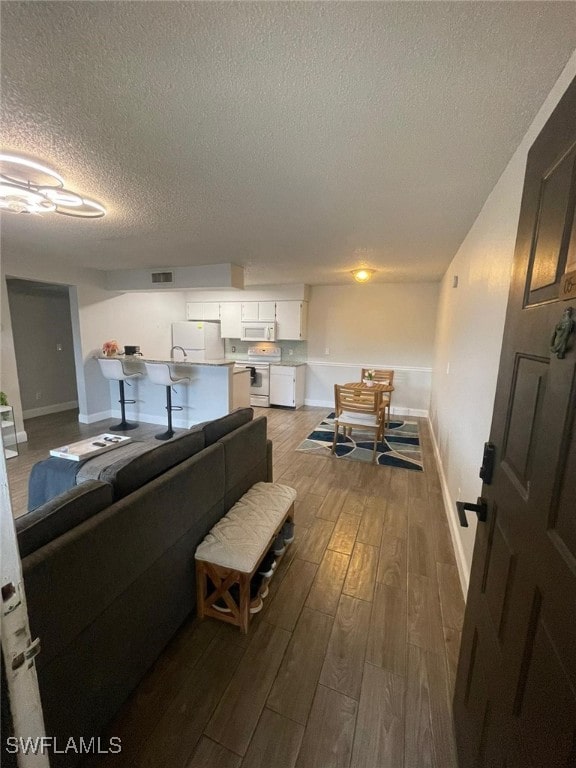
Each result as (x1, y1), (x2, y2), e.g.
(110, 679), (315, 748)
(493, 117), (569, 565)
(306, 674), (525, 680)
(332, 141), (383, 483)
(195, 481), (297, 633)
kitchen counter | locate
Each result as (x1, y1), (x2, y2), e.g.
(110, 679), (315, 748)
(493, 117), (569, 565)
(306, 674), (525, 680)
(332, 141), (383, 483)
(126, 356), (234, 367)
(96, 356), (240, 427)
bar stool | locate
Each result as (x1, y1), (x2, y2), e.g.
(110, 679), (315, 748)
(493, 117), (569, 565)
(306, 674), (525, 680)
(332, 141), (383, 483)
(97, 358), (142, 431)
(145, 362), (190, 440)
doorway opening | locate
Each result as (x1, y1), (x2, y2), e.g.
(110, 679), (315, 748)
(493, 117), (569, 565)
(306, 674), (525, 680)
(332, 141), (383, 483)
(6, 278), (79, 421)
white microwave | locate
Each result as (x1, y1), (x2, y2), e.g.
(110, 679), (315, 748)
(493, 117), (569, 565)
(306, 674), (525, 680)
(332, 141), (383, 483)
(240, 321), (276, 342)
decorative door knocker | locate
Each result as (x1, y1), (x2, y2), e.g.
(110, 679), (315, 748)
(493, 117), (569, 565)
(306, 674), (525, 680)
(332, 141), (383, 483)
(550, 306), (575, 359)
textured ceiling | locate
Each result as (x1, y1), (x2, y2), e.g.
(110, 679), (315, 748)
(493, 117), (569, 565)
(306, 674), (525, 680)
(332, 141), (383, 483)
(1, 2), (576, 285)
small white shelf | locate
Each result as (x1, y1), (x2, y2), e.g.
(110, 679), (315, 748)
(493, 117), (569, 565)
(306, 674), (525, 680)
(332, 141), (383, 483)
(1, 404), (18, 459)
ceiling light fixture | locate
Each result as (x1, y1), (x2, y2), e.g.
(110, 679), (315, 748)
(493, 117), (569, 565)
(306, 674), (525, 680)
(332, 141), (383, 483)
(0, 153), (106, 218)
(351, 268), (375, 283)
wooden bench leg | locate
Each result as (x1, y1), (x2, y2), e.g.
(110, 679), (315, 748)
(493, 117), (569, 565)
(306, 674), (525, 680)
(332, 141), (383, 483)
(196, 561), (207, 620)
(238, 573), (251, 634)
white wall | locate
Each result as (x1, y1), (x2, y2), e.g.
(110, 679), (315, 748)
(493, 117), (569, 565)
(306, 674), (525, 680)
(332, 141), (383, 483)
(2, 254), (188, 425)
(74, 286), (188, 422)
(306, 283), (439, 414)
(430, 53), (576, 594)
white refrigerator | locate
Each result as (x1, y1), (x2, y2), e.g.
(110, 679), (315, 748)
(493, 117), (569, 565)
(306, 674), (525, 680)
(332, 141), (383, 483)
(171, 321), (225, 362)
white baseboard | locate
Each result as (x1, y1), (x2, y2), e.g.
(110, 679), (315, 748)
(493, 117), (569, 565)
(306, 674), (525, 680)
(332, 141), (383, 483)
(78, 409), (193, 429)
(23, 401), (78, 419)
(78, 409), (113, 424)
(303, 399), (428, 418)
(130, 411), (191, 429)
(427, 416), (470, 597)
(17, 429), (27, 445)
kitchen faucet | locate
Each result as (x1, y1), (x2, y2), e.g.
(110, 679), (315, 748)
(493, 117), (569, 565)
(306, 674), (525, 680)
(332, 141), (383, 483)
(170, 345), (187, 358)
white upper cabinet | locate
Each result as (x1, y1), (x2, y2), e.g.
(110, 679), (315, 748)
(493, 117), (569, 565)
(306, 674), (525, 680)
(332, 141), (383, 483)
(186, 302), (203, 320)
(219, 302), (242, 338)
(258, 301), (276, 321)
(202, 302), (221, 321)
(198, 297), (307, 338)
(240, 302), (258, 321)
(186, 302), (220, 321)
(276, 301), (308, 340)
(241, 301), (276, 322)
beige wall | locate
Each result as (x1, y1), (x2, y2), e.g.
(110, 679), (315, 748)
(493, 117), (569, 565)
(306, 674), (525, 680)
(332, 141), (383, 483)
(308, 283), (439, 366)
(305, 283), (439, 413)
(430, 52), (576, 593)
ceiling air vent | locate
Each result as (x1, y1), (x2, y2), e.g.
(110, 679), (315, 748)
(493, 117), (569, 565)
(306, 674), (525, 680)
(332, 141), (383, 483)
(151, 271), (174, 284)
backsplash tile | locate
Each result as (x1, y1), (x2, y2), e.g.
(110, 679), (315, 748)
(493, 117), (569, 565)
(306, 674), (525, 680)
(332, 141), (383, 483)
(225, 339), (307, 363)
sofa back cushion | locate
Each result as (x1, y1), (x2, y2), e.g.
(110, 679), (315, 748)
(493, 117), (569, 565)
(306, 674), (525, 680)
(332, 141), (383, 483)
(99, 428), (205, 499)
(16, 480), (113, 558)
(202, 407), (253, 446)
(23, 443), (226, 669)
(219, 416), (270, 509)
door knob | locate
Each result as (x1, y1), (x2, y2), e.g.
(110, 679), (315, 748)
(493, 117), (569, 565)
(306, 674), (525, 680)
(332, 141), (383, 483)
(456, 497), (488, 527)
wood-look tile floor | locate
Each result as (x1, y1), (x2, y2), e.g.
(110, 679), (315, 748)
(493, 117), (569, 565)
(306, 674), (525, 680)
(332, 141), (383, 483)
(7, 407), (464, 768)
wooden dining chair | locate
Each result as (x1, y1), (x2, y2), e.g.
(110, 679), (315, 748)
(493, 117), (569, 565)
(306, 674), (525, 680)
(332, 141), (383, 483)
(360, 368), (394, 427)
(332, 384), (386, 463)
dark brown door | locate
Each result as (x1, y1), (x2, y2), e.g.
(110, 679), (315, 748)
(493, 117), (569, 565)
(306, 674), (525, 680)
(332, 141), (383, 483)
(453, 77), (576, 768)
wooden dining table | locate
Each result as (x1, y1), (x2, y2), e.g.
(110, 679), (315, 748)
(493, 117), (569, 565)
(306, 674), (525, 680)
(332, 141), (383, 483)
(341, 381), (394, 429)
(343, 381), (394, 394)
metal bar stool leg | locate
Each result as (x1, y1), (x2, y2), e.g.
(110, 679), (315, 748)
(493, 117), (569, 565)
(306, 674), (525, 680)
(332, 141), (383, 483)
(155, 385), (175, 440)
(109, 380), (139, 431)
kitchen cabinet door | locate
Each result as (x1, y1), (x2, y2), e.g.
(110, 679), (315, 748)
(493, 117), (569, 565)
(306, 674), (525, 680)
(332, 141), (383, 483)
(242, 301), (276, 321)
(241, 302), (259, 321)
(220, 302), (242, 338)
(276, 301), (308, 340)
(186, 302), (220, 321)
(270, 366), (305, 408)
(270, 368), (295, 407)
(257, 301), (276, 321)
(186, 302), (203, 320)
(202, 302), (220, 321)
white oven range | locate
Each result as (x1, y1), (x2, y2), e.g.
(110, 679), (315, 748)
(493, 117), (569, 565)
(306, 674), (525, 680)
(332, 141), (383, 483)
(234, 345), (281, 407)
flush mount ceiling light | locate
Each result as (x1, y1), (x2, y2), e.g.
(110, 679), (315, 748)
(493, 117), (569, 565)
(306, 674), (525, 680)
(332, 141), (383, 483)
(0, 153), (106, 218)
(351, 268), (375, 283)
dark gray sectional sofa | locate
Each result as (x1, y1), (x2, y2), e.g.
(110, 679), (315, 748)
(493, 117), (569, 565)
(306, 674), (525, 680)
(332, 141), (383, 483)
(6, 408), (271, 767)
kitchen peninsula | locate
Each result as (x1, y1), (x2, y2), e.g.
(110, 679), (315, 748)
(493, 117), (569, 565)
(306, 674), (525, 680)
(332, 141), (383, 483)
(98, 356), (250, 428)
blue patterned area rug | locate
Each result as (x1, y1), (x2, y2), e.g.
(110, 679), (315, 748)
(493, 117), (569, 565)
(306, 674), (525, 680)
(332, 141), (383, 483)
(296, 412), (423, 471)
